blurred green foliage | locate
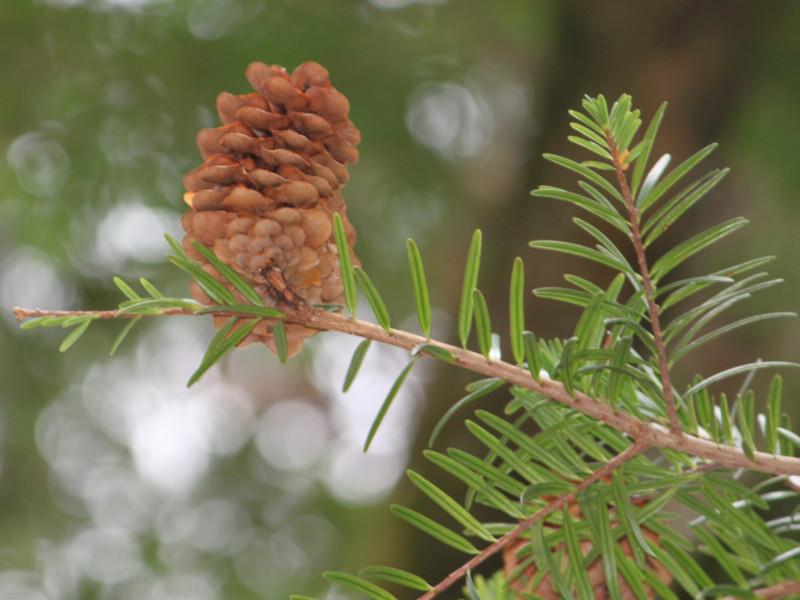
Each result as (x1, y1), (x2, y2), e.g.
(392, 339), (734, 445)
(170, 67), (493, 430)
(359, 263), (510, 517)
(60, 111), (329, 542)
(2, 1), (800, 599)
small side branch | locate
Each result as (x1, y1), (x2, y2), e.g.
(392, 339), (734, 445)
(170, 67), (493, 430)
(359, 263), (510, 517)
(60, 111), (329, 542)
(13, 307), (193, 321)
(606, 131), (681, 436)
(417, 441), (649, 600)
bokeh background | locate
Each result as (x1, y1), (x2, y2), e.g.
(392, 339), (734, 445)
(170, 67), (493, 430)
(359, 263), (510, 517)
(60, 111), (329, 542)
(2, 1), (800, 599)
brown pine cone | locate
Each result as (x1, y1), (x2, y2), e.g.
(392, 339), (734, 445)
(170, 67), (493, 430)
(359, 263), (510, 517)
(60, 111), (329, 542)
(502, 498), (672, 600)
(181, 61), (360, 356)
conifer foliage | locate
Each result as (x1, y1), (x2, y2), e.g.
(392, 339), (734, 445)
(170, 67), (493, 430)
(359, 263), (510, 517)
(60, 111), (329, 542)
(13, 65), (800, 600)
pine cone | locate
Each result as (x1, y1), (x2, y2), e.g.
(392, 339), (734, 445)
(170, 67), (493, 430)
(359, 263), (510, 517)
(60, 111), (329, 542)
(181, 61), (360, 356)
(502, 498), (672, 600)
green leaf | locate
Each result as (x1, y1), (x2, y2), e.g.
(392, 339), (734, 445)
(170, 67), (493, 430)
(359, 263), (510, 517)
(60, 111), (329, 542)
(658, 536), (714, 593)
(641, 570), (680, 600)
(614, 549), (651, 600)
(109, 316), (141, 356)
(568, 135), (612, 161)
(191, 240), (263, 306)
(777, 426), (800, 452)
(572, 290), (607, 352)
(424, 450), (523, 517)
(407, 239), (431, 338)
(671, 311), (795, 365)
(760, 545), (800, 575)
(530, 240), (630, 273)
(449, 448), (527, 499)
(139, 278), (164, 299)
(694, 383), (714, 440)
(555, 337), (578, 397)
(606, 336), (633, 407)
(562, 508), (596, 600)
(589, 499), (621, 600)
(719, 393), (733, 445)
(333, 212), (357, 316)
(655, 273), (732, 302)
(167, 255), (237, 305)
(697, 586), (756, 600)
(630, 101), (666, 197)
(540, 155), (624, 204)
(472, 289), (492, 361)
(779, 414), (795, 457)
(465, 420), (558, 493)
(465, 570), (481, 600)
(343, 340), (371, 392)
(323, 572), (398, 600)
(683, 361), (799, 399)
(638, 143), (718, 214)
(532, 520), (572, 600)
(522, 331), (542, 382)
(476, 410), (586, 479)
(533, 185), (628, 233)
(642, 168), (729, 247)
(273, 320), (288, 364)
(653, 544), (700, 597)
(766, 375), (783, 455)
(611, 471), (653, 566)
(608, 94), (634, 139)
(19, 316), (56, 330)
(195, 304), (286, 318)
(666, 268), (778, 316)
(509, 257), (526, 365)
(389, 505), (479, 555)
(354, 266), (391, 333)
(429, 378), (506, 446)
(663, 276), (782, 344)
(691, 525), (747, 586)
(188, 318), (261, 386)
(364, 358), (419, 452)
(651, 217), (748, 282)
(570, 120), (609, 148)
(569, 107), (605, 134)
(164, 233), (188, 259)
(411, 343), (457, 362)
(458, 230), (482, 347)
(635, 153), (671, 210)
(358, 566), (433, 592)
(116, 298), (202, 315)
(406, 470), (495, 542)
(582, 94), (609, 126)
(573, 219), (631, 276)
(113, 277), (141, 301)
(519, 481), (575, 509)
(59, 318), (93, 352)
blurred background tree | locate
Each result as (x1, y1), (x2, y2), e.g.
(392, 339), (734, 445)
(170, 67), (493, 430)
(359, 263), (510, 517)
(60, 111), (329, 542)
(1, 1), (799, 599)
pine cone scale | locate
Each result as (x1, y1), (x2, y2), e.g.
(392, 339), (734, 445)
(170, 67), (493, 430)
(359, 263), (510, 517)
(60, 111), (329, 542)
(182, 61), (360, 356)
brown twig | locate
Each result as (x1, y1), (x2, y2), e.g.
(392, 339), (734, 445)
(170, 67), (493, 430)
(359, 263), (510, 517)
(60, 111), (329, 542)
(416, 440), (650, 600)
(606, 130), (681, 436)
(12, 307), (192, 321)
(13, 304), (800, 476)
(721, 580), (800, 600)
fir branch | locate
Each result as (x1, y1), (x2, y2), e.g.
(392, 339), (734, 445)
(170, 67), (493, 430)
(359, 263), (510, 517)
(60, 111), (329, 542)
(13, 303), (800, 476)
(416, 440), (649, 600)
(606, 129), (681, 435)
(307, 308), (800, 476)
